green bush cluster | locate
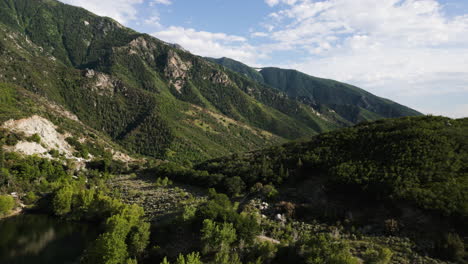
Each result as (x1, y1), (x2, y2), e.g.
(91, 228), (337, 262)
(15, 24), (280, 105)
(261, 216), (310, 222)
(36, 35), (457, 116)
(0, 152), (69, 193)
(155, 177), (173, 187)
(160, 252), (203, 264)
(81, 204), (150, 264)
(0, 194), (15, 215)
(48, 184), (150, 264)
(147, 163), (244, 197)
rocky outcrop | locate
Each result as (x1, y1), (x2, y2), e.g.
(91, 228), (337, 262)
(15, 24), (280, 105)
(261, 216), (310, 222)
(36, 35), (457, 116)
(7, 141), (49, 156)
(84, 69), (125, 96)
(2, 115), (74, 157)
(127, 36), (157, 60)
(164, 50), (192, 93)
(203, 71), (232, 86)
(211, 71), (231, 86)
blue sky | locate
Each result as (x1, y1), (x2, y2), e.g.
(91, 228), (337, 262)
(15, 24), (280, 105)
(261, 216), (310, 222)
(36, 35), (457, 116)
(60, 0), (468, 118)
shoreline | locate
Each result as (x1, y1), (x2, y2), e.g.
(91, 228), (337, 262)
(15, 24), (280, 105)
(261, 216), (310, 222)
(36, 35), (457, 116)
(0, 206), (24, 220)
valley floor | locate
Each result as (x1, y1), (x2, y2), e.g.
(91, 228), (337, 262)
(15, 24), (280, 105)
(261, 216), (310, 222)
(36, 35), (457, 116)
(107, 174), (454, 264)
(109, 174), (207, 222)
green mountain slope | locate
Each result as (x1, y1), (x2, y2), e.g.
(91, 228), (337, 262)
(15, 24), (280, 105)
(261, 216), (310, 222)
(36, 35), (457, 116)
(260, 68), (422, 122)
(198, 115), (468, 218)
(154, 116), (467, 262)
(0, 0), (343, 162)
(208, 58), (422, 124)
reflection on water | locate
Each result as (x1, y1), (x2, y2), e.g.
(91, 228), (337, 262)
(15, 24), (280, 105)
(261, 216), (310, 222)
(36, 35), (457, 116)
(0, 214), (100, 264)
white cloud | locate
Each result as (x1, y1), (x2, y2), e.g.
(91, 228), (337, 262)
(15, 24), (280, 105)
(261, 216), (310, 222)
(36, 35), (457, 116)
(60, 0), (144, 24)
(447, 104), (468, 118)
(144, 15), (162, 28)
(251, 32), (269, 37)
(265, 0), (280, 7)
(420, 103), (468, 118)
(257, 0), (468, 117)
(150, 0), (172, 6)
(264, 0), (298, 7)
(152, 27), (263, 65)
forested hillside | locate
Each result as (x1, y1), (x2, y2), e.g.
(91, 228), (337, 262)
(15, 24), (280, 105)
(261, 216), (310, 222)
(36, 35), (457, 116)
(209, 58), (422, 124)
(196, 116), (467, 217)
(0, 0), (352, 162)
(152, 116), (468, 263)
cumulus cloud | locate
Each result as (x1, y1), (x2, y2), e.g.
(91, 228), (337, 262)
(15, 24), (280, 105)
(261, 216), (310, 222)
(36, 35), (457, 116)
(60, 0), (144, 24)
(251, 32), (269, 38)
(152, 27), (263, 64)
(144, 15), (162, 27)
(265, 0), (298, 7)
(265, 0), (280, 7)
(150, 0), (172, 6)
(257, 0), (468, 117)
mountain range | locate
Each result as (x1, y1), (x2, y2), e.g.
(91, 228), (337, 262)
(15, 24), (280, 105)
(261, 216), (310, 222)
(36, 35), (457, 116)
(0, 1), (467, 263)
(0, 0), (420, 163)
(207, 57), (421, 124)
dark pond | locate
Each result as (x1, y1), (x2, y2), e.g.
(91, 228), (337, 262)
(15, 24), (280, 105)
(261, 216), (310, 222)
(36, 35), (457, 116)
(0, 214), (100, 264)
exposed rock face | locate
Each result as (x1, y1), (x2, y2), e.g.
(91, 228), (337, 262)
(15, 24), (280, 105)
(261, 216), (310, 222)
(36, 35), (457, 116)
(84, 69), (124, 96)
(111, 149), (137, 163)
(125, 36), (157, 62)
(127, 36), (157, 60)
(208, 71), (232, 86)
(47, 103), (80, 122)
(2, 115), (74, 157)
(130, 36), (149, 50)
(7, 141), (49, 156)
(164, 50), (192, 93)
(94, 73), (114, 92)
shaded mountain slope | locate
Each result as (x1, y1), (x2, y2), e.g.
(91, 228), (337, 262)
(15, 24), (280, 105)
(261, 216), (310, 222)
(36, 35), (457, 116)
(208, 57), (422, 124)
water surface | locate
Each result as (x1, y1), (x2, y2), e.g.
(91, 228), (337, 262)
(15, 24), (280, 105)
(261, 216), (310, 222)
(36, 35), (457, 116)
(0, 214), (100, 264)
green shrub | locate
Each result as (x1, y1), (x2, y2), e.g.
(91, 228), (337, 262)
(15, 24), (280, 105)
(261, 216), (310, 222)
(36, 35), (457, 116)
(438, 233), (466, 262)
(201, 219), (237, 254)
(0, 195), (15, 215)
(52, 185), (73, 216)
(5, 133), (21, 146)
(223, 176), (245, 197)
(27, 133), (41, 144)
(155, 177), (172, 187)
(281, 233), (359, 264)
(160, 253), (203, 264)
(23, 191), (38, 205)
(49, 149), (60, 158)
(362, 245), (393, 264)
